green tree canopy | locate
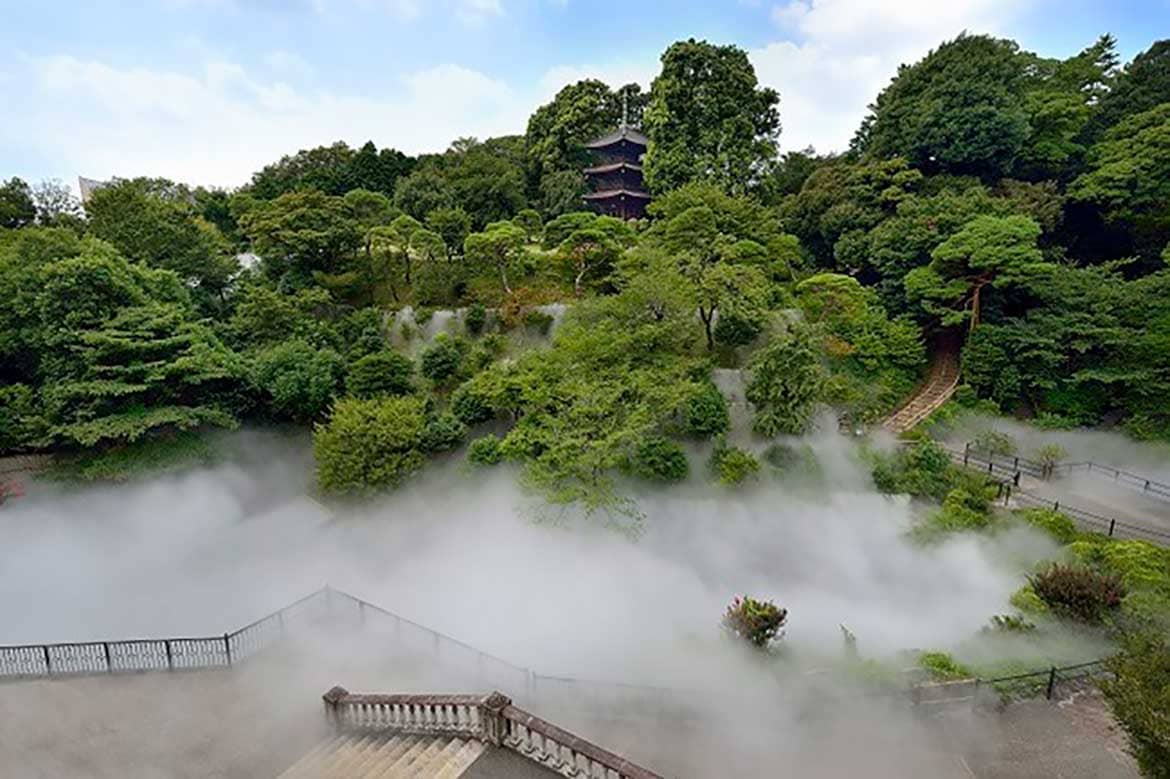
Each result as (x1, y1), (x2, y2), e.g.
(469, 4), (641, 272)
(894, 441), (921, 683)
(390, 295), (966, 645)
(745, 326), (824, 437)
(905, 214), (1048, 328)
(856, 34), (1031, 177)
(314, 395), (428, 493)
(240, 189), (362, 288)
(643, 39), (780, 195)
(0, 177), (36, 229)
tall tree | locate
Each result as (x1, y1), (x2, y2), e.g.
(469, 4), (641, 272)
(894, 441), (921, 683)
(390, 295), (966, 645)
(31, 179), (84, 228)
(1071, 103), (1170, 259)
(464, 221), (526, 295)
(525, 79), (625, 187)
(855, 34), (1030, 177)
(905, 214), (1049, 330)
(1089, 39), (1170, 138)
(0, 177), (36, 229)
(643, 39), (781, 195)
(86, 180), (238, 303)
(240, 189), (362, 288)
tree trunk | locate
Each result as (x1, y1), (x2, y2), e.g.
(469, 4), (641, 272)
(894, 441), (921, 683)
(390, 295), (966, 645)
(574, 263), (586, 298)
(700, 306), (714, 351)
(499, 264), (512, 296)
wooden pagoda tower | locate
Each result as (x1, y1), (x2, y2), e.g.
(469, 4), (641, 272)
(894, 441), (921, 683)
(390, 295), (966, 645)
(582, 100), (650, 220)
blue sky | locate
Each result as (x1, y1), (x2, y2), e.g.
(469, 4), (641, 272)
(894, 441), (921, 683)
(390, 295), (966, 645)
(2, 0), (1167, 189)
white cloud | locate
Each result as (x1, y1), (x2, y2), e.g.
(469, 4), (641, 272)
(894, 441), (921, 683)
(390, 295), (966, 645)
(536, 61), (657, 103)
(8, 55), (524, 189)
(455, 0), (504, 23)
(753, 0), (1031, 153)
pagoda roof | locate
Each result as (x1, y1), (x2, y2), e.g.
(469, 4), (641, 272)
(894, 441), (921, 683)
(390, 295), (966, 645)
(585, 125), (648, 149)
(583, 188), (651, 201)
(583, 161), (643, 174)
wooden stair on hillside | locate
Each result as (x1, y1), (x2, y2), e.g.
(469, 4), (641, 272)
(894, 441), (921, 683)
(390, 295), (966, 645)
(883, 347), (961, 434)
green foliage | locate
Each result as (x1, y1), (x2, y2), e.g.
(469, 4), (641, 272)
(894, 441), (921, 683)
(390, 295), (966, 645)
(722, 595), (787, 648)
(465, 303), (487, 336)
(467, 434), (504, 466)
(905, 215), (1048, 327)
(248, 140), (412, 200)
(627, 437), (689, 483)
(346, 350), (414, 398)
(918, 651), (973, 680)
(86, 180), (237, 305)
(251, 339), (345, 422)
(420, 412), (467, 453)
(912, 487), (997, 542)
(745, 327), (824, 437)
(228, 284), (337, 348)
(426, 207), (472, 259)
(870, 439), (973, 501)
(419, 335), (464, 386)
(983, 614), (1037, 634)
(239, 189), (362, 287)
(512, 209), (543, 242)
(313, 396), (428, 493)
(973, 429), (1018, 456)
(856, 35), (1031, 177)
(1010, 583), (1051, 615)
(48, 302), (242, 448)
(1100, 633), (1170, 779)
(1071, 103), (1170, 254)
(682, 380), (730, 438)
(643, 39), (780, 195)
(464, 221), (527, 295)
(1029, 563), (1125, 623)
(1015, 508), (1080, 544)
(0, 177), (36, 229)
(49, 431), (217, 483)
(709, 442), (760, 486)
(0, 383), (47, 453)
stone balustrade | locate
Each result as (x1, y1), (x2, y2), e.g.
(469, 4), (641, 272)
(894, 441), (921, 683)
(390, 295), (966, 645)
(322, 687), (663, 779)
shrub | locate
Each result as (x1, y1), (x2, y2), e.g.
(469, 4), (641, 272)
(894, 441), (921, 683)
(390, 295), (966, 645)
(1100, 633), (1170, 779)
(467, 434), (503, 466)
(745, 327), (823, 437)
(628, 437), (689, 483)
(913, 487), (997, 541)
(420, 412), (467, 453)
(982, 614), (1036, 634)
(523, 309), (554, 335)
(451, 382), (495, 426)
(1029, 563), (1125, 623)
(0, 383), (47, 453)
(1016, 508), (1079, 544)
(1033, 442), (1067, 477)
(722, 595), (787, 648)
(251, 339), (345, 423)
(712, 310), (762, 347)
(313, 396), (427, 493)
(420, 335), (463, 385)
(918, 651), (972, 680)
(874, 439), (958, 500)
(710, 443), (760, 486)
(346, 350), (414, 398)
(682, 380), (729, 438)
(973, 429), (1017, 456)
(1010, 583), (1050, 615)
(465, 303), (487, 336)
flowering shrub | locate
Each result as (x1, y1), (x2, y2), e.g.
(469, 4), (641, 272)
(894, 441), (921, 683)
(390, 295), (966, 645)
(1030, 563), (1125, 623)
(722, 595), (787, 648)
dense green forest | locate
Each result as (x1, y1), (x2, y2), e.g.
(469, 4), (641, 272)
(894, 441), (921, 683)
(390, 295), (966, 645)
(3, 32), (1170, 771)
(2, 33), (1169, 501)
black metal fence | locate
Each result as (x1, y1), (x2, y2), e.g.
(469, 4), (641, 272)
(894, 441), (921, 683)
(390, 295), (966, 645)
(0, 588), (330, 680)
(979, 659), (1110, 703)
(965, 444), (1170, 504)
(942, 445), (1170, 546)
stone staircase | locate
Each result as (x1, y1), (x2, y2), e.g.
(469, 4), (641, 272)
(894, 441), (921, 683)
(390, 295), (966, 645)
(278, 733), (485, 779)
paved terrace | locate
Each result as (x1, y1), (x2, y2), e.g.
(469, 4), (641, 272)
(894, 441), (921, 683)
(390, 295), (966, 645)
(0, 622), (1138, 778)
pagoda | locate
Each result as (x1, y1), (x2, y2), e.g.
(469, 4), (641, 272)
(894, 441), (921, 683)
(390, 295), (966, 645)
(582, 101), (650, 220)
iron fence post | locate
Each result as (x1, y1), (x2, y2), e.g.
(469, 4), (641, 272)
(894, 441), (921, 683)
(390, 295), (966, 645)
(165, 639), (173, 670)
(964, 442), (970, 466)
(1054, 500), (1060, 512)
(1108, 519), (1116, 537)
(224, 633), (232, 666)
(1045, 666), (1057, 700)
(42, 645), (51, 675)
(103, 641), (112, 672)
